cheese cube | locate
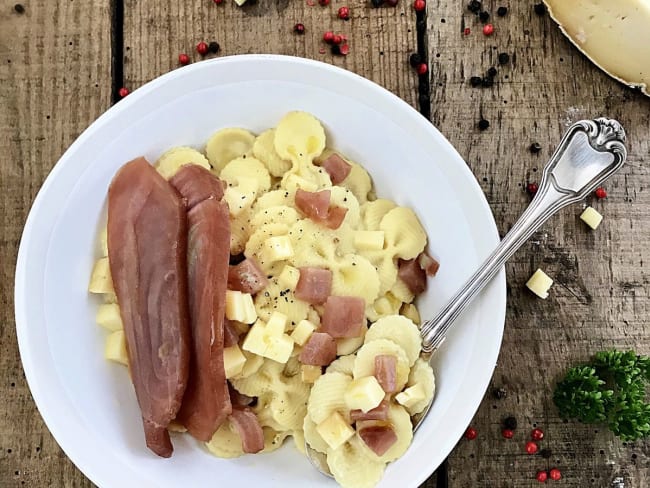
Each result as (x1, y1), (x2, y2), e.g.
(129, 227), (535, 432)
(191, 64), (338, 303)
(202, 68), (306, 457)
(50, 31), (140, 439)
(278, 265), (301, 290)
(105, 330), (128, 366)
(225, 290), (257, 323)
(316, 412), (355, 450)
(344, 376), (385, 413)
(400, 303), (421, 325)
(301, 364), (322, 383)
(234, 0), (248, 6)
(242, 319), (294, 364)
(99, 226), (108, 256)
(96, 303), (123, 331)
(224, 177), (258, 217)
(526, 269), (554, 299)
(224, 345), (247, 378)
(395, 384), (426, 409)
(580, 206), (603, 230)
(261, 236), (294, 263)
(354, 230), (385, 251)
(266, 311), (288, 336)
(290, 320), (316, 346)
(89, 257), (114, 294)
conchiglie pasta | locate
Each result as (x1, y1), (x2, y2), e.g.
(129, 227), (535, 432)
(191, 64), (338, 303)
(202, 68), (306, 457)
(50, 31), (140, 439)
(331, 254), (380, 305)
(253, 129), (292, 177)
(250, 205), (300, 230)
(341, 162), (373, 205)
(229, 208), (252, 255)
(220, 156), (272, 194)
(328, 435), (386, 488)
(230, 358), (284, 397)
(155, 147), (211, 179)
(364, 315), (422, 366)
(404, 358), (435, 415)
(390, 278), (415, 304)
(274, 111), (326, 163)
(307, 372), (352, 424)
(253, 189), (294, 214)
(336, 325), (367, 356)
(361, 199), (397, 231)
(329, 186), (361, 229)
(304, 416), (330, 454)
(326, 354), (356, 376)
(205, 419), (247, 459)
(254, 277), (312, 326)
(205, 128), (256, 173)
(381, 207), (427, 260)
(366, 293), (402, 323)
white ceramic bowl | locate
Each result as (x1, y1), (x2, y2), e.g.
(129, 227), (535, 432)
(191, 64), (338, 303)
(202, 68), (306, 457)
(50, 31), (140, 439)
(15, 54), (505, 488)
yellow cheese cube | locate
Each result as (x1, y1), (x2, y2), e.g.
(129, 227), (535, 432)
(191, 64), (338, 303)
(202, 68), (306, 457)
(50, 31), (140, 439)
(290, 319), (316, 346)
(99, 226), (108, 256)
(261, 235), (294, 263)
(301, 364), (322, 383)
(89, 257), (114, 294)
(278, 265), (301, 290)
(344, 376), (385, 413)
(354, 230), (385, 251)
(316, 412), (355, 450)
(105, 330), (128, 366)
(242, 319), (294, 364)
(264, 334), (294, 364)
(225, 290), (257, 323)
(400, 303), (421, 325)
(224, 345), (247, 378)
(526, 269), (554, 299)
(580, 206), (603, 230)
(96, 303), (123, 331)
(395, 384), (426, 409)
(266, 311), (288, 336)
(241, 320), (268, 357)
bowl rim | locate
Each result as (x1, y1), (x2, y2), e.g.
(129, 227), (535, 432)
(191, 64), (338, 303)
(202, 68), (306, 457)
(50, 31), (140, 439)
(14, 53), (506, 487)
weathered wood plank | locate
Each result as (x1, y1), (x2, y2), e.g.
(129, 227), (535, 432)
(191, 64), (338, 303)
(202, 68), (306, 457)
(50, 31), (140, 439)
(122, 0), (419, 108)
(0, 1), (112, 486)
(424, 1), (650, 486)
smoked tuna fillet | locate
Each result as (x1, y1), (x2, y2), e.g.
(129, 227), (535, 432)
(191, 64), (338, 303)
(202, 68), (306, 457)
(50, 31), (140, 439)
(107, 157), (191, 458)
(171, 165), (232, 442)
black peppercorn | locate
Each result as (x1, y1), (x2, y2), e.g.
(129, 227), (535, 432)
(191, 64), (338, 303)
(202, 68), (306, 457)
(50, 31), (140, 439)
(371, 0), (384, 6)
(496, 6), (507, 16)
(409, 53), (422, 67)
(498, 52), (510, 65)
(478, 118), (490, 131)
(479, 11), (490, 23)
(534, 2), (546, 15)
(470, 76), (483, 87)
(468, 0), (481, 13)
(487, 67), (498, 78)
(503, 416), (518, 430)
(530, 142), (542, 153)
(208, 41), (220, 53)
(14, 3), (25, 13)
(481, 77), (494, 87)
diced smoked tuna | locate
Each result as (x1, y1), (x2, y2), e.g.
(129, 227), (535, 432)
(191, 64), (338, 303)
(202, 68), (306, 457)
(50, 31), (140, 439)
(294, 267), (333, 305)
(398, 258), (427, 295)
(299, 332), (337, 366)
(320, 296), (366, 338)
(228, 257), (268, 295)
(358, 425), (398, 457)
(320, 153), (352, 185)
(374, 355), (397, 393)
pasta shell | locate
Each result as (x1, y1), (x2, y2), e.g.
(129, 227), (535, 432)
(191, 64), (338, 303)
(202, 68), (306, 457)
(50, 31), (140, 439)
(155, 146), (210, 180)
(205, 128), (256, 173)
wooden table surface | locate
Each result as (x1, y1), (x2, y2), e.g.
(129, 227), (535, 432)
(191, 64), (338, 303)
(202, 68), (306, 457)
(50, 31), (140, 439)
(1, 1), (648, 487)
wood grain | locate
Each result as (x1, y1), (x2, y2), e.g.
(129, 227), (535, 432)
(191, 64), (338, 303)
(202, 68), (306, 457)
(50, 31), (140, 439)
(0, 1), (111, 486)
(423, 1), (650, 487)
(122, 0), (419, 108)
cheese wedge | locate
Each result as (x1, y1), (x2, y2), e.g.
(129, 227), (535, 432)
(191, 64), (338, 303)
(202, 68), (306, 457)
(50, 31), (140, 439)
(545, 0), (649, 95)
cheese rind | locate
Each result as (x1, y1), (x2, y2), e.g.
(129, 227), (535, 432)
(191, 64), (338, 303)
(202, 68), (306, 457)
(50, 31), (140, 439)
(544, 0), (649, 96)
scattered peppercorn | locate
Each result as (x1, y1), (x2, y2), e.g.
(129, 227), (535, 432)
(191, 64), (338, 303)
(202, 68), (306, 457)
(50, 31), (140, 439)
(331, 44), (341, 55)
(371, 0), (384, 6)
(525, 441), (539, 454)
(479, 11), (490, 23)
(478, 118), (490, 131)
(413, 0), (426, 11)
(14, 4), (25, 14)
(294, 23), (305, 34)
(527, 182), (539, 196)
(549, 468), (562, 481)
(498, 52), (510, 65)
(196, 41), (209, 56)
(319, 0), (330, 5)
(464, 426), (477, 440)
(386, 0), (399, 6)
(504, 416), (518, 430)
(468, 0), (481, 13)
(496, 6), (507, 16)
(118, 87), (129, 98)
(595, 187), (607, 199)
(536, 471), (548, 483)
(323, 31), (335, 43)
(493, 387), (507, 399)
(530, 142), (542, 153)
(338, 6), (350, 19)
(208, 41), (220, 53)
(470, 76), (483, 87)
(531, 428), (544, 441)
(417, 63), (428, 75)
(178, 53), (190, 65)
(534, 2), (546, 15)
(340, 44), (350, 55)
(213, 0), (224, 4)
(540, 448), (553, 459)
(333, 34), (343, 45)
(487, 67), (498, 78)
(409, 53), (422, 67)
(483, 24), (494, 35)
(502, 429), (515, 439)
(481, 77), (494, 87)
(464, 27), (471, 35)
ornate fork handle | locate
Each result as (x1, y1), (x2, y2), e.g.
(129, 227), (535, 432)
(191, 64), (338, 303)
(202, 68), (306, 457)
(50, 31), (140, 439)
(420, 118), (628, 353)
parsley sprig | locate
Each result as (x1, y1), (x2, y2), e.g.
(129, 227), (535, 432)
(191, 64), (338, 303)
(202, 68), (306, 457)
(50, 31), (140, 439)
(553, 350), (650, 441)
